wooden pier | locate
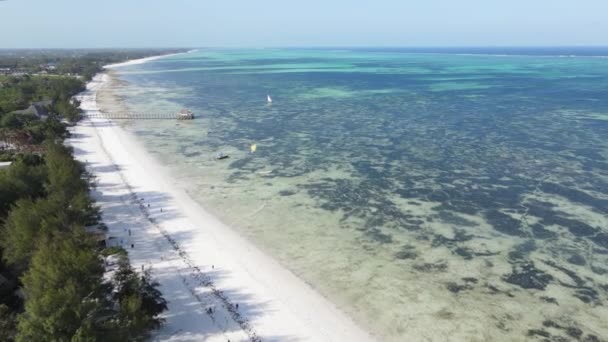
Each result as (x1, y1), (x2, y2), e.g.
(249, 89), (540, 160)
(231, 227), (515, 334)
(84, 109), (195, 120)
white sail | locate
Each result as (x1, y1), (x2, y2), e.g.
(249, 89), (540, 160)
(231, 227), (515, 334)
(267, 95), (272, 103)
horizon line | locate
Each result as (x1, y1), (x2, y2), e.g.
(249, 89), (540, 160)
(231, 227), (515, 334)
(2, 45), (608, 50)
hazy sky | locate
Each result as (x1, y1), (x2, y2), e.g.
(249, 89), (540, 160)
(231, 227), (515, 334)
(1, 0), (607, 48)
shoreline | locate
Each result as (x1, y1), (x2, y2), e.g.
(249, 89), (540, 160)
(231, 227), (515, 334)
(103, 49), (197, 69)
(68, 55), (374, 341)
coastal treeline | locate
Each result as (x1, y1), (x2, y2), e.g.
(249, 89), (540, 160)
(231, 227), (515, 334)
(0, 50), (173, 341)
(0, 49), (187, 81)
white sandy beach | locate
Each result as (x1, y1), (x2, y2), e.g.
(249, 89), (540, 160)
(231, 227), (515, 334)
(102, 51), (195, 69)
(68, 58), (374, 341)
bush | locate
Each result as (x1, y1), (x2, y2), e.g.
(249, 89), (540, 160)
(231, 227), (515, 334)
(100, 246), (127, 257)
(109, 257), (167, 341)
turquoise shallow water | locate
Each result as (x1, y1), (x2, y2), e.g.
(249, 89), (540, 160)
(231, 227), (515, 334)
(108, 49), (608, 341)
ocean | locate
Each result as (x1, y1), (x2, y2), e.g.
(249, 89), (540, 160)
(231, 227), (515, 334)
(102, 48), (608, 341)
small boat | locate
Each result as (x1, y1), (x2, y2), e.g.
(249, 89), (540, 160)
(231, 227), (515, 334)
(250, 144), (257, 153)
(215, 152), (229, 160)
(267, 95), (272, 103)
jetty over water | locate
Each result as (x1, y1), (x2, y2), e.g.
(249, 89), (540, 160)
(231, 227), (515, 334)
(84, 108), (195, 120)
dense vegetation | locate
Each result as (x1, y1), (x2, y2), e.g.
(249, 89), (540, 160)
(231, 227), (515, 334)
(0, 48), (186, 81)
(0, 75), (84, 121)
(0, 49), (174, 341)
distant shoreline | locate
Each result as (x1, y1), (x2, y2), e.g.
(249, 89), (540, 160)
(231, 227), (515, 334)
(103, 49), (197, 69)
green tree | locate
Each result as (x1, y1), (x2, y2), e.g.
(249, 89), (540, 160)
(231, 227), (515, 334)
(16, 236), (105, 342)
(21, 119), (68, 145)
(0, 155), (47, 218)
(1, 199), (43, 271)
(53, 99), (81, 122)
(0, 198), (71, 272)
(110, 257), (167, 341)
(44, 143), (87, 201)
(0, 143), (98, 271)
(0, 112), (23, 129)
(44, 142), (98, 225)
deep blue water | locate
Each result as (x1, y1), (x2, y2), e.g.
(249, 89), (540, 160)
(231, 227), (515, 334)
(336, 46), (608, 56)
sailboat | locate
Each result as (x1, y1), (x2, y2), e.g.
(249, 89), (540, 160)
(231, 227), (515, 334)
(267, 95), (272, 104)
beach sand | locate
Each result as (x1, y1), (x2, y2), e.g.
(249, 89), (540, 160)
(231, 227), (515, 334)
(68, 60), (374, 341)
